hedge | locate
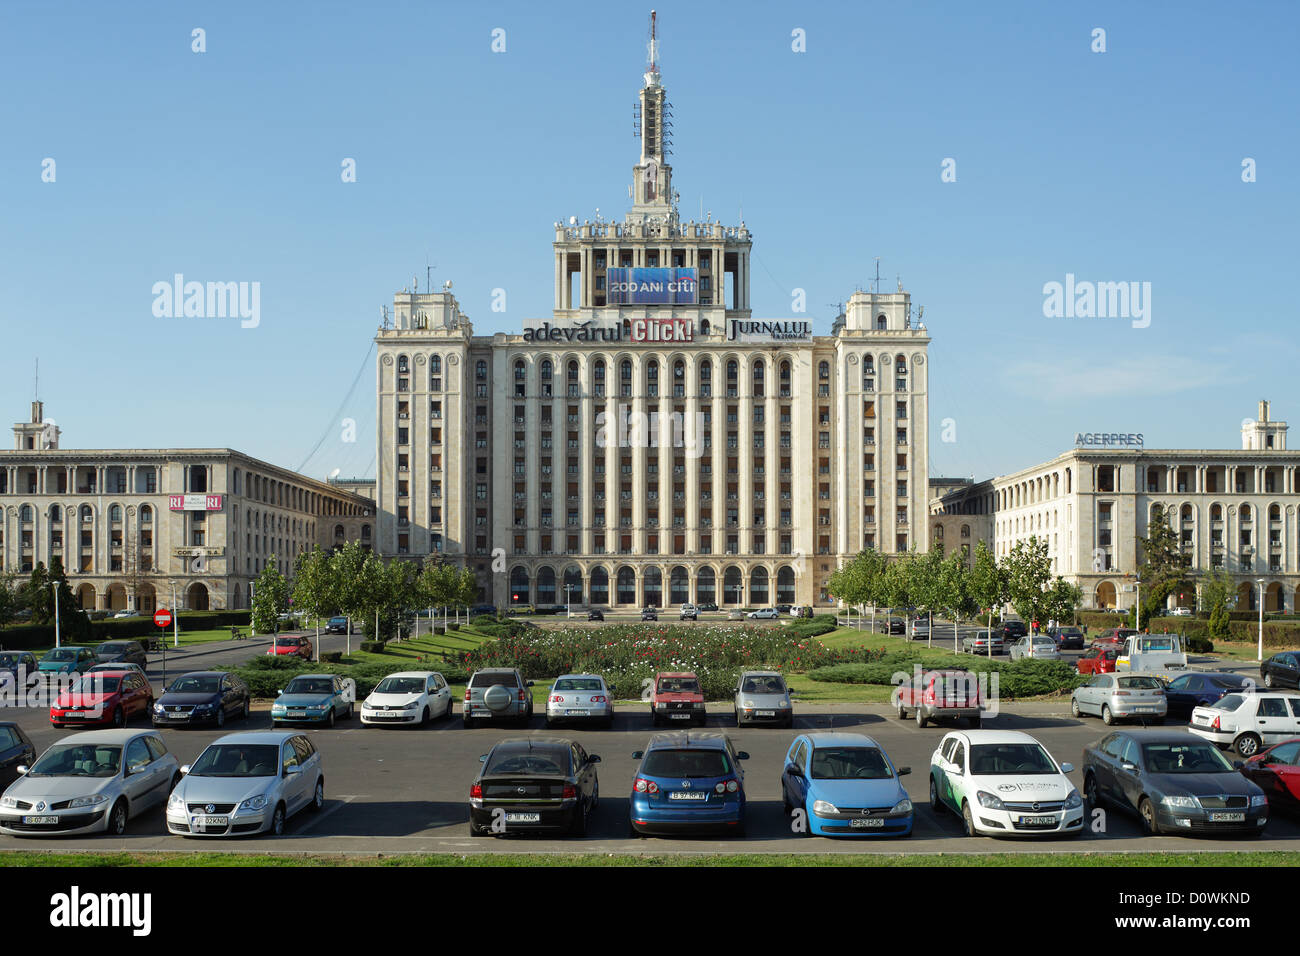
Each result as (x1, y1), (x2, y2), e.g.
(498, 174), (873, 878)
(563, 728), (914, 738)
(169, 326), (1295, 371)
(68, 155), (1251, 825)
(0, 609), (253, 650)
(807, 652), (1086, 700)
(231, 655), (470, 698)
(1147, 619), (1295, 650)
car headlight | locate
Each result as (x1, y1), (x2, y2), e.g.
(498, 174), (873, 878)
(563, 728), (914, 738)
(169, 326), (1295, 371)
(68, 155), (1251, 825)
(402, 701), (420, 710)
(1065, 790), (1083, 809)
(1250, 794), (1268, 808)
(308, 703), (329, 711)
(976, 790), (1005, 810)
(67, 794), (110, 809)
(271, 704), (286, 713)
(0, 796), (18, 809)
(167, 792), (186, 811)
(1161, 795), (1197, 809)
(891, 799), (913, 815)
(743, 700), (754, 708)
(655, 702), (666, 709)
(811, 800), (838, 816)
(152, 703), (165, 713)
(778, 699), (790, 708)
(238, 795), (269, 812)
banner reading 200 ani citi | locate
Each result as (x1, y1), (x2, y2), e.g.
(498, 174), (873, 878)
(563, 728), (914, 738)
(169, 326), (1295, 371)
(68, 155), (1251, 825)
(607, 267), (697, 305)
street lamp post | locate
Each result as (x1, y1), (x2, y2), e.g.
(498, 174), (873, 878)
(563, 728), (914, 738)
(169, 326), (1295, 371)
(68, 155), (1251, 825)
(565, 584), (574, 619)
(51, 581), (61, 649)
(1134, 576), (1142, 632)
(1257, 578), (1266, 663)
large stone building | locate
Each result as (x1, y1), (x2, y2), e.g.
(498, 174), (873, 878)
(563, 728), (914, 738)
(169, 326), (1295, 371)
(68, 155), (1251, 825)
(931, 401), (1300, 613)
(0, 402), (373, 612)
(373, 26), (933, 609)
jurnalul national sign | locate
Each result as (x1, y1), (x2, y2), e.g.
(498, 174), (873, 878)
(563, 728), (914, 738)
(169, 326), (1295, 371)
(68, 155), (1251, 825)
(607, 267), (697, 305)
(727, 319), (812, 343)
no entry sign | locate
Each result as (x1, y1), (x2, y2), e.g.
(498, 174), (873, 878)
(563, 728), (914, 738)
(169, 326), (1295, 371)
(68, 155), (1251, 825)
(154, 609), (173, 628)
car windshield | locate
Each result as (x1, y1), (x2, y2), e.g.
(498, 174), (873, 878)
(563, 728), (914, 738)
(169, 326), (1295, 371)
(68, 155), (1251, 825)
(274, 638), (301, 647)
(374, 677), (426, 695)
(69, 675), (122, 694)
(1032, 638), (1054, 645)
(329, 618), (346, 624)
(470, 672), (518, 688)
(1141, 742), (1234, 774)
(658, 677), (699, 694)
(1210, 694), (1246, 712)
(1060, 628), (1083, 636)
(189, 744), (279, 777)
(44, 649), (80, 662)
(29, 744), (122, 777)
(1117, 677), (1162, 690)
(810, 747), (892, 780)
(168, 676), (219, 694)
(98, 643), (129, 655)
(970, 743), (1058, 775)
(555, 678), (603, 691)
(484, 749), (568, 776)
(1209, 676), (1250, 690)
(641, 749), (731, 778)
(284, 678), (333, 695)
(742, 676), (786, 694)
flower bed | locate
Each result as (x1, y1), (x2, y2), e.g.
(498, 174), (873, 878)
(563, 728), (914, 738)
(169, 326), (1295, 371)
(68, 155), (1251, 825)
(458, 623), (885, 700)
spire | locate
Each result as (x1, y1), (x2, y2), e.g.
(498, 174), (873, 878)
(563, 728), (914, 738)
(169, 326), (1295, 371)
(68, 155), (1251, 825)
(628, 10), (675, 222)
(644, 9), (661, 88)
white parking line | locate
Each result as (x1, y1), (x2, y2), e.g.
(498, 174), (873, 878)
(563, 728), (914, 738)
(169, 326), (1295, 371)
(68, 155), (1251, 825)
(292, 795), (355, 835)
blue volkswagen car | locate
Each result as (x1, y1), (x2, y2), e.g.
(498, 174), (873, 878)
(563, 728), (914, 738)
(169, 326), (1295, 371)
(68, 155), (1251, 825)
(270, 674), (355, 727)
(781, 732), (914, 836)
(629, 732), (749, 837)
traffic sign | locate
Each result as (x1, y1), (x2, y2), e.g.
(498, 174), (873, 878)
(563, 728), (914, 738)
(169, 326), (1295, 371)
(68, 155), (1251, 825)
(154, 609), (172, 628)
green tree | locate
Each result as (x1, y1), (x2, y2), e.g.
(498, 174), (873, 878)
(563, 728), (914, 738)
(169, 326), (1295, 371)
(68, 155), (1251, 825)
(879, 554), (913, 619)
(382, 559), (420, 638)
(939, 549), (977, 648)
(0, 571), (23, 628)
(1200, 569), (1234, 641)
(968, 540), (1007, 655)
(328, 541), (373, 652)
(27, 559), (87, 641)
(1045, 577), (1083, 625)
(827, 548), (887, 630)
(251, 558), (290, 636)
(454, 567), (478, 624)
(292, 547), (336, 659)
(908, 548), (945, 644)
(1003, 536), (1054, 630)
(1137, 505), (1191, 621)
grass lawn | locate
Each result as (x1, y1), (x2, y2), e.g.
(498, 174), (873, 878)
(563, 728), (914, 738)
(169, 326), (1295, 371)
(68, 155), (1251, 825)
(1206, 642), (1280, 664)
(3, 850), (1297, 867)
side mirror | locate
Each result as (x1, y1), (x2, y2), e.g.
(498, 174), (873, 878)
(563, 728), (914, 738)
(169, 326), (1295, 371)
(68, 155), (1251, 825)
(588, 755), (602, 764)
(479, 754), (487, 762)
(526, 680), (535, 687)
(1060, 762), (1075, 774)
(1119, 762), (1136, 772)
(276, 689), (283, 697)
(737, 751), (750, 761)
(897, 766), (912, 776)
(785, 763), (803, 777)
(15, 765), (27, 776)
(1233, 760), (1246, 770)
(180, 765), (191, 775)
(285, 764), (302, 775)
(631, 750), (645, 760)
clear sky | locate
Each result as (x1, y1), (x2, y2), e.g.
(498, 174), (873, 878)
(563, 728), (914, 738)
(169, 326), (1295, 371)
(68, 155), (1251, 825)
(2, 1), (1296, 485)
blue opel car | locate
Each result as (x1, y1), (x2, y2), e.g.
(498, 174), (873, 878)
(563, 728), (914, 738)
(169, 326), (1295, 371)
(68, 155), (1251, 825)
(629, 732), (749, 837)
(781, 732), (914, 836)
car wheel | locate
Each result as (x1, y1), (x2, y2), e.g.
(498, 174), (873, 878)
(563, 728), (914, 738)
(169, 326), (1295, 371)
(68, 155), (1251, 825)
(896, 698), (907, 720)
(1070, 698), (1081, 718)
(1264, 673), (1275, 689)
(310, 778), (324, 812)
(108, 799), (129, 835)
(271, 803), (287, 836)
(242, 699), (251, 720)
(1101, 705), (1115, 726)
(1139, 797), (1161, 835)
(570, 799), (589, 837)
(469, 820), (488, 837)
(345, 703), (353, 720)
(591, 779), (599, 811)
(1236, 733), (1262, 758)
(327, 709), (336, 728)
(1084, 773), (1100, 808)
(915, 706), (927, 729)
(961, 801), (977, 838)
(929, 775), (942, 813)
(462, 717), (473, 729)
(968, 715), (981, 729)
(420, 706), (430, 728)
(628, 821), (642, 839)
(112, 706), (125, 728)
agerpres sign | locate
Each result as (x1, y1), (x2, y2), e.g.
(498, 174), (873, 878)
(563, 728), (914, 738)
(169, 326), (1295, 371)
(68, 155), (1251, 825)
(168, 494), (224, 511)
(607, 267), (697, 305)
(727, 319), (813, 343)
(1074, 433), (1144, 447)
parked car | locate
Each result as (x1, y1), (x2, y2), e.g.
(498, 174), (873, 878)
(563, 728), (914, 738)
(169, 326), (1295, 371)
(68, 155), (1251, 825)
(37, 647), (96, 676)
(727, 609), (744, 621)
(1095, 627), (1139, 645)
(1071, 673), (1167, 725)
(788, 605), (805, 618)
(698, 603), (719, 613)
(271, 674), (355, 727)
(0, 652), (38, 691)
(166, 731), (323, 837)
(267, 635), (313, 659)
(781, 733), (913, 836)
(909, 616), (930, 640)
(678, 603), (698, 621)
(651, 671), (706, 726)
(894, 669), (982, 728)
(733, 671), (793, 728)
(88, 662), (146, 678)
(463, 668), (534, 727)
(51, 670), (154, 729)
(469, 604), (498, 617)
(586, 608), (605, 622)
(773, 604), (793, 616)
(747, 608), (780, 620)
(1189, 691), (1300, 756)
(1049, 626), (1086, 650)
(1082, 729), (1268, 836)
(1077, 645), (1121, 675)
(1163, 672), (1255, 720)
(0, 729), (180, 836)
(325, 617), (353, 635)
(928, 730), (1083, 837)
(629, 731), (749, 837)
(152, 671), (251, 728)
(546, 674), (613, 729)
(111, 610), (137, 619)
(469, 737), (601, 837)
(999, 620), (1028, 642)
(93, 640), (148, 669)
(1171, 607), (1193, 617)
(361, 671), (452, 727)
(1009, 635), (1061, 661)
(962, 631), (1005, 655)
(641, 606), (659, 622)
(0, 723), (35, 790)
(1238, 738), (1300, 816)
(1261, 652), (1300, 690)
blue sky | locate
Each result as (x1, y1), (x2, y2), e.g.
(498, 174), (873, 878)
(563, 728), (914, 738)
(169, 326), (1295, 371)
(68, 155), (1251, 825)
(2, 1), (1296, 484)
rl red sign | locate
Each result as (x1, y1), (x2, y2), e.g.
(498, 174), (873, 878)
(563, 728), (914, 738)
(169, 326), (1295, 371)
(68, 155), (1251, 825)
(168, 494), (224, 512)
(154, 609), (172, 628)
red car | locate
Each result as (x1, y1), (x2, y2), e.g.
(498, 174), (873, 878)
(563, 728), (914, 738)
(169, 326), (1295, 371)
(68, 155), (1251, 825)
(1239, 738), (1300, 815)
(1076, 645), (1120, 675)
(1093, 627), (1138, 645)
(893, 669), (982, 728)
(650, 671), (706, 727)
(50, 669), (154, 728)
(267, 635), (313, 659)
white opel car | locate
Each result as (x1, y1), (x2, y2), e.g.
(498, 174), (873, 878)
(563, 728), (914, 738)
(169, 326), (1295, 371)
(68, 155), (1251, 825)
(361, 671), (453, 727)
(929, 729), (1084, 837)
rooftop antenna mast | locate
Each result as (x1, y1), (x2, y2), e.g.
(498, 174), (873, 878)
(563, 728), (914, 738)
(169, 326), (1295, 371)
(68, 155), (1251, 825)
(872, 257), (883, 293)
(34, 358), (38, 402)
(648, 9), (658, 75)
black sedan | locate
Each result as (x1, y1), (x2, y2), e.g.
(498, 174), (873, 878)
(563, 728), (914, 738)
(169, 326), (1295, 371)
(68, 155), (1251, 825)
(698, 603), (719, 613)
(152, 671), (251, 727)
(641, 607), (659, 621)
(1082, 730), (1268, 836)
(587, 608), (605, 622)
(94, 640), (148, 669)
(0, 652), (39, 689)
(1260, 652), (1300, 690)
(0, 722), (35, 789)
(1051, 626), (1086, 650)
(1163, 672), (1254, 720)
(325, 616), (353, 635)
(469, 737), (601, 837)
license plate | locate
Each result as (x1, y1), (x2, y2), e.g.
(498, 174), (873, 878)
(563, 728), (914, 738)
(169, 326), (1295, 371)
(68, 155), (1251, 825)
(504, 812), (541, 823)
(850, 818), (885, 828)
(1018, 815), (1056, 826)
(565, 709), (587, 716)
(168, 712), (190, 719)
(22, 815), (58, 825)
(1210, 812), (1245, 822)
(192, 816), (228, 829)
(1136, 706), (1157, 713)
(669, 713), (691, 720)
(756, 710), (775, 717)
(669, 791), (707, 801)
(472, 711), (491, 717)
(287, 711), (306, 718)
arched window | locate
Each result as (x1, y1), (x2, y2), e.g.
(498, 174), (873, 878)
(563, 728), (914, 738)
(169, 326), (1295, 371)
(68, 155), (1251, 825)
(476, 360), (487, 380)
(776, 566), (796, 604)
(818, 361), (829, 380)
(562, 565), (583, 604)
(779, 360), (791, 397)
(669, 566), (690, 604)
(646, 360), (659, 397)
(509, 566), (531, 605)
(397, 354), (409, 373)
(750, 567), (769, 605)
(79, 505), (93, 523)
(536, 566), (557, 604)
(514, 360), (526, 381)
(643, 566), (663, 607)
(19, 505), (32, 522)
(723, 566), (743, 604)
(616, 566), (636, 604)
(109, 504), (122, 523)
(589, 566), (610, 605)
(876, 314), (887, 329)
(673, 360), (685, 397)
(1270, 504), (1281, 521)
(698, 359), (712, 396)
(752, 361), (764, 397)
(430, 354), (442, 374)
(697, 567), (717, 605)
(540, 360), (552, 380)
(1241, 504), (1252, 521)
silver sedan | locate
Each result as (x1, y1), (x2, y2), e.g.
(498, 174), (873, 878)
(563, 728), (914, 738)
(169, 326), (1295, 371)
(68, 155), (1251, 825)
(1009, 636), (1061, 661)
(545, 674), (614, 729)
(1071, 673), (1167, 725)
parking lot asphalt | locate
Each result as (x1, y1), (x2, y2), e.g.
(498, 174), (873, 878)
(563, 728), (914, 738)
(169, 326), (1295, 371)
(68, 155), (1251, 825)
(2, 700), (1296, 856)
